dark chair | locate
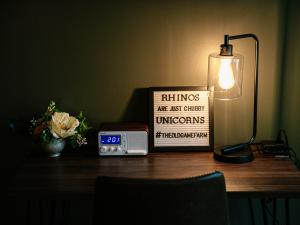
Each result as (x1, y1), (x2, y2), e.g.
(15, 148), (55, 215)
(93, 171), (230, 225)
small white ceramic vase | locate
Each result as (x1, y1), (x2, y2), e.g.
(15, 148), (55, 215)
(41, 138), (65, 157)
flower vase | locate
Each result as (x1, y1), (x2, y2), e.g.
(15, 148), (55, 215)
(41, 138), (65, 157)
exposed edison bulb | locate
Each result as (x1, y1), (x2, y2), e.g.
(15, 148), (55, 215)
(218, 58), (235, 90)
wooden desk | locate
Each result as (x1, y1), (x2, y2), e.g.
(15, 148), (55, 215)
(7, 151), (300, 199)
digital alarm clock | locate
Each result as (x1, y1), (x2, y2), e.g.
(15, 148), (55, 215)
(98, 123), (148, 156)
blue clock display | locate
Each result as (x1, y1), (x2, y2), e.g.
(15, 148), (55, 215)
(100, 135), (121, 145)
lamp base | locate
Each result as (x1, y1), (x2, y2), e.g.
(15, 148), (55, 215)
(214, 145), (254, 163)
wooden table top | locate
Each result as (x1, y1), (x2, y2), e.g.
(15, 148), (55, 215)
(7, 151), (300, 199)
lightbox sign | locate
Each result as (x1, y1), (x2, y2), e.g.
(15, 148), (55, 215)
(149, 87), (214, 151)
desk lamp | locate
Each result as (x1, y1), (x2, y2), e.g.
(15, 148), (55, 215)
(208, 33), (259, 163)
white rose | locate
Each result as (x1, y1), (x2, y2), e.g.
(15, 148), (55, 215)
(50, 112), (80, 139)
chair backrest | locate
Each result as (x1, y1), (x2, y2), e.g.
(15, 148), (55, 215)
(93, 171), (230, 225)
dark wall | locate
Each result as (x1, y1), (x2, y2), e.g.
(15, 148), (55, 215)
(281, 0), (300, 155)
(1, 0), (285, 143)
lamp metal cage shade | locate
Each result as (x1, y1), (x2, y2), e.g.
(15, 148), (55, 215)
(208, 53), (244, 100)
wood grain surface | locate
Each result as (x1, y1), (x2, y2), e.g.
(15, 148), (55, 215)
(7, 151), (300, 199)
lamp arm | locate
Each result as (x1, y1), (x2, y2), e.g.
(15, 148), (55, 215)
(229, 34), (259, 144)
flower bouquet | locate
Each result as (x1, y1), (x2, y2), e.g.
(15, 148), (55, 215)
(30, 101), (90, 157)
